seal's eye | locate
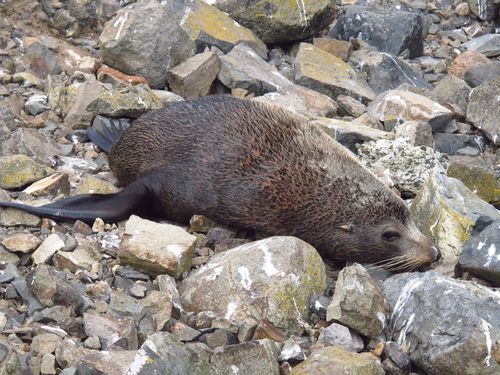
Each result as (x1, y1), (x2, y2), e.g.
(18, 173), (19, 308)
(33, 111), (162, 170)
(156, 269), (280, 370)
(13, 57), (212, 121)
(382, 231), (401, 241)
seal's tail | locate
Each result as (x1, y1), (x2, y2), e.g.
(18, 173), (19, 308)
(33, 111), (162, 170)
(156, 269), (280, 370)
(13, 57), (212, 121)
(86, 116), (131, 153)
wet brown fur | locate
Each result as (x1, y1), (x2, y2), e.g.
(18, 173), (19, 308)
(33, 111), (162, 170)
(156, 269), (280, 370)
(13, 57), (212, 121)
(108, 95), (439, 267)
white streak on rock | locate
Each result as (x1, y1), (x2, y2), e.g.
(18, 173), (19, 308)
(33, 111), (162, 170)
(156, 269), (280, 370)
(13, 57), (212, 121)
(397, 312), (415, 346)
(238, 266), (252, 290)
(391, 279), (423, 323)
(225, 301), (238, 320)
(480, 319), (492, 366)
(113, 12), (129, 40)
(127, 342), (156, 375)
(261, 244), (280, 276)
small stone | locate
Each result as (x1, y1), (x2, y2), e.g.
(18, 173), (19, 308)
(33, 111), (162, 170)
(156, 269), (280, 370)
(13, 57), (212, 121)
(0, 263), (19, 283)
(199, 328), (238, 349)
(141, 290), (173, 331)
(278, 337), (307, 361)
(1, 232), (42, 253)
(40, 353), (56, 375)
(309, 294), (330, 321)
(30, 264), (57, 307)
(25, 94), (50, 116)
(78, 57), (100, 74)
(336, 95), (366, 117)
(23, 173), (71, 197)
(12, 72), (42, 87)
(92, 218), (105, 233)
(108, 290), (145, 323)
(31, 333), (62, 355)
(83, 336), (101, 350)
(189, 215), (215, 233)
(461, 34), (500, 57)
(318, 323), (364, 352)
(455, 3), (470, 16)
(383, 341), (411, 372)
(83, 313), (138, 350)
(170, 320), (200, 341)
(395, 121), (433, 147)
(32, 234), (65, 264)
(76, 175), (119, 195)
(467, 77), (500, 145)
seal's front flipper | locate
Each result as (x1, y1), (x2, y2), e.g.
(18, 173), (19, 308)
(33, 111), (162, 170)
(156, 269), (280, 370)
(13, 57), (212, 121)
(0, 179), (155, 224)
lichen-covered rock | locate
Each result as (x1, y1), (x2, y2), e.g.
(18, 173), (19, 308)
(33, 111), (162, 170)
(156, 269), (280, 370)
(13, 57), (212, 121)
(179, 236), (326, 335)
(0, 155), (54, 190)
(178, 0), (266, 58)
(86, 84), (163, 118)
(228, 0), (337, 44)
(367, 89), (453, 133)
(467, 77), (500, 145)
(358, 139), (448, 197)
(0, 128), (62, 165)
(459, 219), (500, 285)
(290, 346), (385, 375)
(410, 173), (500, 261)
(294, 43), (375, 102)
(383, 272), (500, 375)
(75, 175), (119, 195)
(99, 0), (196, 88)
(118, 215), (196, 278)
(326, 264), (389, 338)
(329, 6), (424, 58)
(126, 332), (221, 374)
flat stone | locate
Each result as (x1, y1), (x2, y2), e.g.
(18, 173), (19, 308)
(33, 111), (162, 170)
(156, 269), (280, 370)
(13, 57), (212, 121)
(0, 155), (54, 189)
(467, 77), (500, 144)
(464, 61), (500, 87)
(23, 173), (70, 197)
(367, 89), (453, 133)
(461, 33), (500, 57)
(218, 44), (292, 96)
(167, 51), (220, 100)
(12, 277), (44, 312)
(83, 313), (138, 350)
(0, 263), (19, 283)
(433, 133), (484, 155)
(32, 234), (65, 265)
(108, 290), (145, 323)
(119, 215), (196, 278)
(313, 37), (350, 61)
(294, 43), (375, 102)
(1, 232), (41, 253)
(410, 173), (500, 261)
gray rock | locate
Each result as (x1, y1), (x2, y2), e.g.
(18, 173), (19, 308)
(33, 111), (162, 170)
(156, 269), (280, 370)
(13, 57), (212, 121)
(432, 75), (471, 114)
(464, 62), (500, 87)
(12, 277), (44, 313)
(25, 42), (62, 78)
(383, 272), (500, 375)
(228, 0), (337, 44)
(433, 133), (485, 155)
(64, 80), (106, 129)
(309, 294), (330, 321)
(459, 219), (500, 284)
(410, 173), (500, 261)
(312, 117), (394, 153)
(76, 350), (138, 375)
(0, 342), (22, 375)
(327, 264), (389, 338)
(278, 337), (306, 362)
(318, 323), (364, 352)
(290, 346), (384, 375)
(461, 33), (500, 57)
(141, 290), (173, 332)
(167, 51), (220, 100)
(294, 43), (375, 102)
(199, 329), (238, 349)
(218, 44), (292, 96)
(99, 0), (196, 88)
(179, 237), (326, 335)
(118, 215), (196, 279)
(383, 341), (411, 373)
(329, 6), (424, 58)
(83, 313), (138, 350)
(253, 85), (337, 118)
(25, 94), (50, 116)
(31, 333), (63, 356)
(0, 244), (20, 268)
(394, 121), (434, 147)
(108, 290), (145, 324)
(0, 263), (19, 284)
(367, 89), (453, 133)
(349, 50), (431, 94)
(30, 264), (57, 307)
(469, 0), (500, 21)
(55, 339), (97, 369)
(358, 139), (448, 198)
(126, 332), (221, 375)
(467, 77), (500, 144)
(336, 95), (366, 117)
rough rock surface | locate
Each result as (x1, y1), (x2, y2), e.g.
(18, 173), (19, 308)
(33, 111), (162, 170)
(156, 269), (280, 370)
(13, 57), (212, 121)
(467, 77), (500, 145)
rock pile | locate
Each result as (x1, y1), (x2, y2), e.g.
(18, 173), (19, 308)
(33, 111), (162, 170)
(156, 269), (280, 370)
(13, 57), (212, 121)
(0, 0), (500, 374)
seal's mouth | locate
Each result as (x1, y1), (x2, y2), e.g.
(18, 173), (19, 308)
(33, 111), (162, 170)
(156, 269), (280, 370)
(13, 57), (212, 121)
(370, 246), (441, 273)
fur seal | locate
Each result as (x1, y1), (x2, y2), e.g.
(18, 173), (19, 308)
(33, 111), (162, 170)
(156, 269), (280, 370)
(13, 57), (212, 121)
(0, 95), (440, 270)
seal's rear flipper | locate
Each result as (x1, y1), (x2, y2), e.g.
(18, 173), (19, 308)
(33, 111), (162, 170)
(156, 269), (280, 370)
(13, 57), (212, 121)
(0, 179), (155, 224)
(87, 116), (131, 153)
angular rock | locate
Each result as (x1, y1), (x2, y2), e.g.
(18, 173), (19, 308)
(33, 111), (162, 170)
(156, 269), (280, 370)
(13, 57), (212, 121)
(25, 41), (62, 78)
(40, 352), (56, 375)
(459, 219), (500, 284)
(83, 313), (138, 350)
(86, 84), (163, 118)
(76, 350), (137, 375)
(467, 77), (500, 144)
(108, 290), (145, 323)
(179, 237), (325, 335)
(178, 0), (266, 58)
(52, 245), (101, 274)
(469, 0), (500, 21)
(432, 75), (471, 114)
(327, 264), (389, 338)
(358, 139), (448, 198)
(461, 34), (500, 57)
(336, 95), (366, 118)
(318, 322), (364, 352)
(99, 0), (196, 88)
(218, 44), (291, 96)
(447, 155), (500, 206)
(25, 94), (50, 116)
(23, 173), (70, 197)
(383, 272), (500, 374)
(141, 290), (173, 332)
(448, 51), (490, 79)
(32, 234), (65, 265)
(290, 346), (384, 375)
(349, 49), (432, 94)
(31, 333), (63, 355)
(12, 277), (44, 312)
(410, 173), (500, 261)
(126, 332), (220, 374)
(75, 175), (119, 195)
(0, 155), (53, 189)
(464, 61), (500, 87)
(433, 133), (484, 155)
(64, 80), (106, 129)
(167, 51), (220, 100)
(1, 232), (41, 253)
(329, 6), (424, 58)
(253, 85), (337, 118)
(313, 37), (350, 61)
(118, 215), (196, 278)
(312, 117), (394, 152)
(294, 43), (375, 102)
(228, 0), (337, 44)
(394, 121), (434, 147)
(55, 340), (96, 369)
(0, 263), (19, 284)
(367, 89), (453, 133)
(211, 339), (281, 375)
(30, 264), (57, 307)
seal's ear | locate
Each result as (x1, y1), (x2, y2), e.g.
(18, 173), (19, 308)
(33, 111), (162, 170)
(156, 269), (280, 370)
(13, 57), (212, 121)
(0, 177), (157, 224)
(339, 224), (354, 232)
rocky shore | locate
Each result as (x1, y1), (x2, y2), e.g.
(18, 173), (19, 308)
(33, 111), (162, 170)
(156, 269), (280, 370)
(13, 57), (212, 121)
(0, 0), (499, 374)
